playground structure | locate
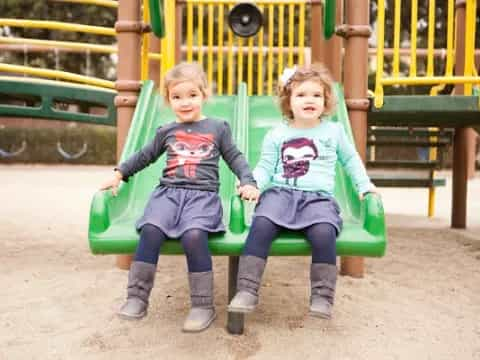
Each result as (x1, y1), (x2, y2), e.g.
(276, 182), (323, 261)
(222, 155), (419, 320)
(0, 0), (478, 334)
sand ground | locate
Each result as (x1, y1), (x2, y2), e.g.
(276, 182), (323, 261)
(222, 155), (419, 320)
(1, 165), (479, 360)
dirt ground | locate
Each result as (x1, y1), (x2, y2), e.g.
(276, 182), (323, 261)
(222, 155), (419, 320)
(1, 165), (479, 360)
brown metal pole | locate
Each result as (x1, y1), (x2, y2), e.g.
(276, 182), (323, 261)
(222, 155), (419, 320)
(466, 129), (477, 179)
(311, 0), (343, 81)
(451, 0), (469, 228)
(115, 0), (143, 269)
(341, 0), (371, 278)
(148, 34), (162, 87)
(310, 2), (323, 64)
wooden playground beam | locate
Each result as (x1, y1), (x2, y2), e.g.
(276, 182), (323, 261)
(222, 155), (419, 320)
(342, 0), (371, 278)
(115, 0), (142, 270)
(451, 0), (475, 229)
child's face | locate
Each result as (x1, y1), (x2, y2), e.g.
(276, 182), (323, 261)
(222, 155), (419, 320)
(168, 80), (205, 123)
(289, 80), (325, 124)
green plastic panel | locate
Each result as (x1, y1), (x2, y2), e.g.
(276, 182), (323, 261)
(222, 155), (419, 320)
(323, 0), (336, 39)
(0, 76), (116, 126)
(88, 81), (387, 257)
(149, 0), (165, 38)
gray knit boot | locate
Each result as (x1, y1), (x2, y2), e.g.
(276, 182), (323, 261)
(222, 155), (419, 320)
(310, 263), (337, 319)
(182, 271), (216, 332)
(228, 255), (267, 313)
(117, 261), (157, 320)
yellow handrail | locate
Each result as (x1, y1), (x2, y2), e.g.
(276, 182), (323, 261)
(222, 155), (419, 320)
(392, 0), (401, 77)
(257, 4), (264, 95)
(48, 0), (118, 8)
(0, 63), (115, 89)
(374, 0), (479, 108)
(141, 0), (150, 81)
(382, 76), (480, 86)
(0, 19), (115, 36)
(0, 37), (161, 60)
(409, 0), (417, 77)
(217, 4), (225, 95)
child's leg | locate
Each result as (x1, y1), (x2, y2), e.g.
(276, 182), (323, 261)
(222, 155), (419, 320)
(243, 216), (282, 259)
(180, 229), (216, 332)
(134, 223), (168, 264)
(304, 223), (338, 319)
(228, 216), (281, 313)
(118, 224), (167, 320)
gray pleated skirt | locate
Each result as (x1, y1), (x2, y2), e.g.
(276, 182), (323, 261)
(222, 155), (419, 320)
(253, 186), (343, 234)
(136, 186), (225, 238)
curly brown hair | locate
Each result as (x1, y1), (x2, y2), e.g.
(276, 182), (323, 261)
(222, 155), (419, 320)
(277, 63), (337, 122)
(163, 62), (210, 104)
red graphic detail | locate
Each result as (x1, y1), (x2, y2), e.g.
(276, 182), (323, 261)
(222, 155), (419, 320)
(166, 130), (215, 178)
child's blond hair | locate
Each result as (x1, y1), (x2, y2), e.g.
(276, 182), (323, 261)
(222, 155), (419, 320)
(163, 62), (209, 103)
(277, 63), (337, 122)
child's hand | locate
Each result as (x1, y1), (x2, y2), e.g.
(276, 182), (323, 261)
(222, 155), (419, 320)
(360, 187), (381, 200)
(100, 170), (123, 196)
(238, 184), (260, 202)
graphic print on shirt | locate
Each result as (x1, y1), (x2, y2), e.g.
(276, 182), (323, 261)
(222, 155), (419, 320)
(166, 130), (215, 178)
(281, 137), (318, 186)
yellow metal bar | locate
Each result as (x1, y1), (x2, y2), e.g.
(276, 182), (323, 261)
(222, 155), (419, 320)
(381, 76), (480, 86)
(257, 4), (264, 95)
(237, 37), (244, 86)
(374, 0), (386, 108)
(267, 4), (274, 94)
(208, 3), (214, 85)
(184, 0), (305, 4)
(428, 187), (436, 217)
(463, 0), (476, 95)
(393, 0), (401, 77)
(160, 0), (176, 75)
(278, 4), (285, 80)
(409, 0), (418, 77)
(141, 0), (150, 81)
(227, 18), (234, 95)
(426, 0), (435, 76)
(445, 0), (455, 76)
(0, 36), (115, 53)
(187, 2), (193, 62)
(0, 63), (114, 88)
(217, 4), (224, 95)
(288, 3), (294, 67)
(49, 0), (118, 7)
(247, 36), (254, 95)
(0, 36), (161, 60)
(0, 19), (115, 36)
(298, 2), (305, 65)
(198, 4), (204, 66)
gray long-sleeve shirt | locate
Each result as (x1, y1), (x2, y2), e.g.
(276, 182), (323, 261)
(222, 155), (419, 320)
(117, 118), (256, 192)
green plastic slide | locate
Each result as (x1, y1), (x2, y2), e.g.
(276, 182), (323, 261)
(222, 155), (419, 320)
(88, 80), (386, 257)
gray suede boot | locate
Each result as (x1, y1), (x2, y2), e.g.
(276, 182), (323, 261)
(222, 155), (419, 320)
(228, 255), (267, 313)
(182, 271), (216, 332)
(310, 263), (337, 319)
(117, 261), (157, 320)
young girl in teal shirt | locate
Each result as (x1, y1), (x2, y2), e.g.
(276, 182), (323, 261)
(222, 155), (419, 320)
(228, 64), (377, 319)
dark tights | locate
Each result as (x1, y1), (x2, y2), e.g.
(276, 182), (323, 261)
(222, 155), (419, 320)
(134, 224), (212, 272)
(243, 216), (337, 264)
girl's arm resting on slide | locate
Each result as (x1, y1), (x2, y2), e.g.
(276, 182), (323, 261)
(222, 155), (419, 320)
(115, 126), (167, 182)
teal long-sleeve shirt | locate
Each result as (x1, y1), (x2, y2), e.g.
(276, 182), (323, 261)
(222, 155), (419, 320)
(253, 120), (374, 196)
